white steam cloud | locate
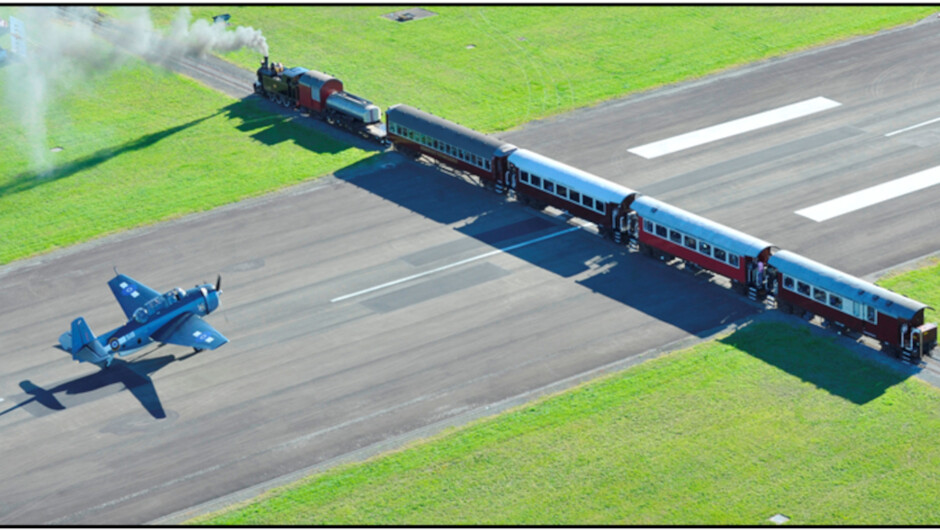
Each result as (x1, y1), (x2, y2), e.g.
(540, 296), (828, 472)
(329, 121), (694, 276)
(1, 6), (268, 176)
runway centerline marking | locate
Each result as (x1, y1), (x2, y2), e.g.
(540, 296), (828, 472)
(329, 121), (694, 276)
(628, 96), (842, 159)
(330, 226), (582, 303)
(885, 116), (940, 137)
(795, 165), (940, 222)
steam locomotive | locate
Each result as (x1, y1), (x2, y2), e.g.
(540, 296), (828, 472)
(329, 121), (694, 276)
(254, 56), (385, 141)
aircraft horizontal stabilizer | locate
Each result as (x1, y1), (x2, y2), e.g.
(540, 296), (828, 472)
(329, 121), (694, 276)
(59, 331), (72, 352)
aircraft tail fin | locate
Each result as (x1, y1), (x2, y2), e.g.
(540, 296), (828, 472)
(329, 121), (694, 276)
(67, 317), (110, 365)
(70, 317), (96, 354)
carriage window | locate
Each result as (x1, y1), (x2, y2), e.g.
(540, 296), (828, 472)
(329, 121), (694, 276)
(556, 185), (568, 198)
(669, 230), (682, 243)
(520, 171), (530, 183)
(432, 139), (439, 149)
(684, 236), (696, 249)
(797, 281), (811, 296)
(531, 175), (542, 187)
(783, 276), (794, 290)
(655, 224), (668, 238)
(866, 305), (876, 324)
(596, 202), (605, 214)
(829, 294), (843, 310)
(544, 181), (555, 193)
(713, 248), (727, 262)
(699, 241), (711, 256)
(582, 196), (594, 209)
(569, 191), (580, 203)
(485, 159), (491, 170)
(644, 219), (653, 233)
(729, 254), (740, 267)
(813, 287), (827, 303)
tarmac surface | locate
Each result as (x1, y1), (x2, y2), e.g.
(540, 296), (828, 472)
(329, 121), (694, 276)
(1, 14), (940, 525)
(500, 15), (940, 275)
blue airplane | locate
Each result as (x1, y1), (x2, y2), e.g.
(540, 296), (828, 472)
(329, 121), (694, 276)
(58, 272), (228, 368)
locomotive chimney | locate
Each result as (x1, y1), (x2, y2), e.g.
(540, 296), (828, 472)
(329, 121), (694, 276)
(262, 55), (269, 69)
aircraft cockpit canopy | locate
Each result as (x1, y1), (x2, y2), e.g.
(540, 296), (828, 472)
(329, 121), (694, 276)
(165, 287), (186, 303)
(132, 306), (149, 324)
(132, 289), (184, 324)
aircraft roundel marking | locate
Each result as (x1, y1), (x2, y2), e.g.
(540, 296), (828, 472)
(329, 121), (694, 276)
(110, 338), (121, 351)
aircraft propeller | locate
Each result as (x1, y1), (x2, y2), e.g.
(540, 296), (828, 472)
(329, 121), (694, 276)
(215, 274), (222, 294)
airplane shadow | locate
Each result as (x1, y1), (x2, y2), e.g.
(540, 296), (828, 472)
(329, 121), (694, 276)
(0, 354), (178, 420)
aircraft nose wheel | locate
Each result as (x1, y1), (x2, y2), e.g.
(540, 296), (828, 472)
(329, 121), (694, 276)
(193, 347), (203, 353)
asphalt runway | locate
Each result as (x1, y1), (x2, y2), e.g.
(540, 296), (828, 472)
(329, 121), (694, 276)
(2, 15), (940, 525)
(500, 15), (940, 276)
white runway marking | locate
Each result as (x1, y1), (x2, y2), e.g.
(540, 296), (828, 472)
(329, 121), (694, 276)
(885, 116), (940, 137)
(331, 226), (582, 303)
(628, 96), (842, 159)
(795, 165), (940, 222)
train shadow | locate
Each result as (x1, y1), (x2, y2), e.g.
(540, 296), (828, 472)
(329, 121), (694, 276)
(335, 154), (759, 337)
(718, 320), (910, 405)
(0, 354), (177, 420)
(333, 154), (913, 403)
(219, 97), (383, 155)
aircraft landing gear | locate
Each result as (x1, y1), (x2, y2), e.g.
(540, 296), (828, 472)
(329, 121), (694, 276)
(193, 347), (203, 353)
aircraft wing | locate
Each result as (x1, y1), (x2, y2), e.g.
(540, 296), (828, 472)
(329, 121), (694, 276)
(151, 313), (228, 351)
(108, 274), (160, 319)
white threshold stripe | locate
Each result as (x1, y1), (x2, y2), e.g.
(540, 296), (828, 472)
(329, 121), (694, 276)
(885, 116), (940, 137)
(795, 165), (940, 222)
(330, 226), (582, 303)
(628, 96), (842, 159)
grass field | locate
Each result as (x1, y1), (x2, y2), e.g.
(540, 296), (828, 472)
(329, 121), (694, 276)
(878, 257), (940, 324)
(148, 6), (937, 132)
(193, 318), (940, 525)
(0, 56), (370, 265)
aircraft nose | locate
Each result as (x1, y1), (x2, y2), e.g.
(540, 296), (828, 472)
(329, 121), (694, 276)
(207, 289), (220, 313)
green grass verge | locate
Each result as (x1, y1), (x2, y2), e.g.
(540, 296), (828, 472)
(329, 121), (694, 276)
(878, 257), (940, 324)
(150, 6), (936, 132)
(0, 56), (370, 265)
(192, 319), (940, 525)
